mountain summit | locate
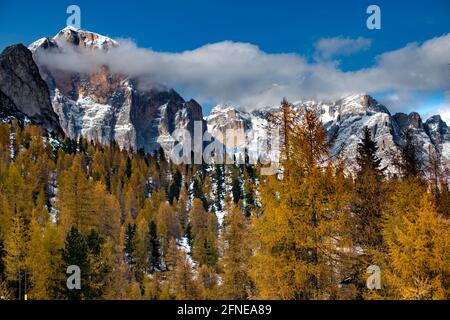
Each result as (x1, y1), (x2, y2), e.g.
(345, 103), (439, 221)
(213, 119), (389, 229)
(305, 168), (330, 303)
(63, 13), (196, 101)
(29, 26), (118, 53)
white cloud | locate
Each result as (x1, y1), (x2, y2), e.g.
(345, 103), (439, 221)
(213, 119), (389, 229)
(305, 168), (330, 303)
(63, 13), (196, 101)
(314, 36), (372, 60)
(33, 33), (450, 112)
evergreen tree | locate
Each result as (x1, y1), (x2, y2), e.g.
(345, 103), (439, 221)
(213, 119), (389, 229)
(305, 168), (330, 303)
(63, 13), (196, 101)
(426, 147), (450, 218)
(168, 169), (182, 205)
(147, 220), (160, 273)
(193, 178), (208, 210)
(352, 127), (386, 247)
(244, 183), (256, 217)
(399, 130), (422, 179)
(124, 223), (137, 267)
(214, 165), (225, 211)
(125, 156), (132, 179)
(85, 229), (112, 299)
(175, 188), (189, 231)
(61, 226), (89, 300)
(185, 223), (193, 249)
(231, 175), (242, 205)
(87, 229), (104, 256)
(343, 127), (388, 297)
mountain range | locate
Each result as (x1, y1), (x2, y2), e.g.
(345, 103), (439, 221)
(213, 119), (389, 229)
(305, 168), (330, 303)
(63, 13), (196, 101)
(0, 26), (449, 172)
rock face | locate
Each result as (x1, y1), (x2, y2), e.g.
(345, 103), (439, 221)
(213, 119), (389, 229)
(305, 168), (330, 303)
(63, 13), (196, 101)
(207, 105), (269, 161)
(0, 44), (62, 132)
(29, 27), (205, 154)
(206, 94), (450, 173)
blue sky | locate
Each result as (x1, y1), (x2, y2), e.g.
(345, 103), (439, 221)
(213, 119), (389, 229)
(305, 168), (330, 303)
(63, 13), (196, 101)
(1, 0), (450, 116)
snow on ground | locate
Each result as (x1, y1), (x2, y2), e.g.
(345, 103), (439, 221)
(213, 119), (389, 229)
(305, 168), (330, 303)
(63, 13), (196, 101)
(178, 236), (196, 268)
(320, 104), (336, 124)
(178, 237), (191, 254)
(9, 131), (14, 160)
(215, 205), (226, 227)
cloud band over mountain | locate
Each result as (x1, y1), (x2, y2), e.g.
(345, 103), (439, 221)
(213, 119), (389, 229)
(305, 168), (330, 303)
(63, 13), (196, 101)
(33, 33), (450, 113)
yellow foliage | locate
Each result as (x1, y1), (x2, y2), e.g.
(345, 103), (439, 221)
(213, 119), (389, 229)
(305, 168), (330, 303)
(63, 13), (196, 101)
(383, 193), (450, 299)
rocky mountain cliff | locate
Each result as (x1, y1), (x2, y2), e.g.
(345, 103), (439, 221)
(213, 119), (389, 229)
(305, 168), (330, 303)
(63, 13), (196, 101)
(0, 44), (62, 133)
(207, 94), (450, 173)
(29, 26), (205, 154)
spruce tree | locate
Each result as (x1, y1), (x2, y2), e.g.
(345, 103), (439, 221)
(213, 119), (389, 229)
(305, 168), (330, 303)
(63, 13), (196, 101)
(244, 184), (256, 217)
(61, 226), (89, 300)
(231, 175), (242, 205)
(85, 229), (111, 299)
(347, 127), (388, 297)
(124, 223), (137, 267)
(87, 229), (104, 256)
(214, 164), (225, 211)
(147, 220), (160, 273)
(352, 126), (386, 248)
(193, 178), (208, 210)
(399, 130), (422, 179)
(168, 169), (182, 205)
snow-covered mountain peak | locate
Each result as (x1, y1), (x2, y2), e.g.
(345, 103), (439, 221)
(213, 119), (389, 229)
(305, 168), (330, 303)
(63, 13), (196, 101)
(340, 93), (368, 104)
(207, 104), (252, 134)
(61, 25), (79, 32)
(335, 94), (389, 115)
(426, 114), (446, 128)
(53, 27), (118, 50)
(29, 27), (118, 53)
(424, 114), (450, 145)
